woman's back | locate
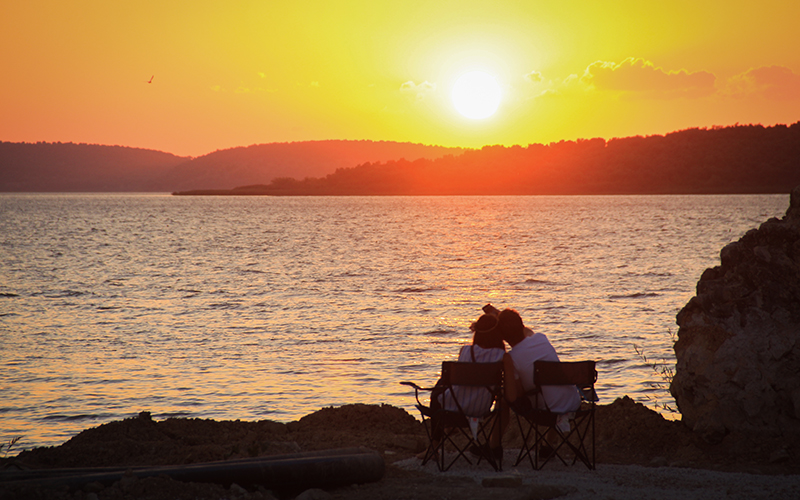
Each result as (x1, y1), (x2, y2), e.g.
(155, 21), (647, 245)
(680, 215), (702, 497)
(440, 344), (504, 416)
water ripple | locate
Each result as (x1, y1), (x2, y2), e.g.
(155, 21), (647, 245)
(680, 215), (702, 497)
(0, 193), (789, 449)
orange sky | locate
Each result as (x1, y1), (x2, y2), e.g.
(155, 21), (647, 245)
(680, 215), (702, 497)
(2, 1), (799, 157)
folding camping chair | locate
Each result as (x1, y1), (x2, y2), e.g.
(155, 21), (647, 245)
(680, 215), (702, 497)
(511, 360), (598, 470)
(401, 361), (504, 471)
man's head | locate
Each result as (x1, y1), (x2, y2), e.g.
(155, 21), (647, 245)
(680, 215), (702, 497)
(497, 308), (525, 347)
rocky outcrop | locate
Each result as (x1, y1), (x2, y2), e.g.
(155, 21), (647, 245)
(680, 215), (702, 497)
(670, 185), (800, 441)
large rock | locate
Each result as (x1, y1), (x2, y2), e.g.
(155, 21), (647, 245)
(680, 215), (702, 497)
(670, 185), (800, 441)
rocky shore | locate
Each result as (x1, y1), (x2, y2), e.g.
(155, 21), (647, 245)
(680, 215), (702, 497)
(671, 185), (800, 443)
(2, 399), (799, 500)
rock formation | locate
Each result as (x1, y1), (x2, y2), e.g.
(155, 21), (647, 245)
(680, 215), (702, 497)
(671, 185), (800, 442)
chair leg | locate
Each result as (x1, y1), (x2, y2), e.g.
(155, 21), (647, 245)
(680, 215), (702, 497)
(565, 413), (595, 470)
(534, 426), (557, 469)
(421, 416), (448, 470)
(477, 413), (503, 472)
(536, 415), (595, 470)
(547, 429), (572, 467)
(437, 417), (503, 472)
(419, 410), (506, 472)
(513, 414), (536, 468)
(440, 426), (477, 471)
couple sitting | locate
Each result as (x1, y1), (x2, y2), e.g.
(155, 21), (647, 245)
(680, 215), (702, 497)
(423, 307), (580, 460)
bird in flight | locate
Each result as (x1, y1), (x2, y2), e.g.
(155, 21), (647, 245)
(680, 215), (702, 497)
(147, 75), (154, 84)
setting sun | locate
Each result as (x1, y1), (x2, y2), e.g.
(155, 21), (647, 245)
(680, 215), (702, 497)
(451, 71), (503, 120)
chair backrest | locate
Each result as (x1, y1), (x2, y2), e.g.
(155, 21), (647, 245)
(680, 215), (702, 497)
(441, 361), (503, 387)
(534, 360), (597, 401)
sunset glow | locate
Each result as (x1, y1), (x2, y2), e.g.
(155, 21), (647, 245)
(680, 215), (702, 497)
(452, 72), (502, 120)
(1, 1), (799, 156)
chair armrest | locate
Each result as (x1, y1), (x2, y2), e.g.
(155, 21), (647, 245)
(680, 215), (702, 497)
(399, 381), (434, 392)
(400, 381), (437, 408)
(578, 387), (599, 403)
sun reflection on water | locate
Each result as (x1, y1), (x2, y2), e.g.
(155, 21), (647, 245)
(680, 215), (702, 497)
(0, 193), (790, 447)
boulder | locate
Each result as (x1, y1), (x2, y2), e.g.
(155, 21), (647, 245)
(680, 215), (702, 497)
(670, 185), (800, 441)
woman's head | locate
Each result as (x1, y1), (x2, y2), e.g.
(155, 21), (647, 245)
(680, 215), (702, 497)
(470, 313), (503, 349)
(497, 308), (525, 346)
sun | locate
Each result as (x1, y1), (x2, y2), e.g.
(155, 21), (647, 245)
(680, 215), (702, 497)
(451, 71), (502, 120)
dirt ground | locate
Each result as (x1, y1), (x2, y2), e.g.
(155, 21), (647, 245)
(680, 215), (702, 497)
(2, 397), (799, 500)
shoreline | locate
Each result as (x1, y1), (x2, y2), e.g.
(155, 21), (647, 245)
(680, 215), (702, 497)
(3, 398), (799, 499)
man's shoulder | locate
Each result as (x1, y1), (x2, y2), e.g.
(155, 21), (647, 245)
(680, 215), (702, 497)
(519, 331), (550, 345)
(511, 333), (556, 357)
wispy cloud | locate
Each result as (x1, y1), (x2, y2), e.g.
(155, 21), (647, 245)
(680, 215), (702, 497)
(581, 57), (715, 99)
(723, 66), (800, 100)
(525, 73), (583, 100)
(524, 70), (543, 84)
(400, 80), (436, 101)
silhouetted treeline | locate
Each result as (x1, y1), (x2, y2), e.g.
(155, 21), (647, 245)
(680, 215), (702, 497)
(0, 140), (465, 192)
(5, 125), (799, 194)
(0, 142), (188, 192)
(159, 141), (465, 192)
(176, 122), (800, 196)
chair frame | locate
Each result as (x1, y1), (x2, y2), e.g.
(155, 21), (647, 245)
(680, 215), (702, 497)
(512, 360), (598, 470)
(401, 360), (504, 471)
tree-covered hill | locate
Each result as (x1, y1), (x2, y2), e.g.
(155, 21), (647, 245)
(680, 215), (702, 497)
(159, 141), (466, 192)
(0, 142), (188, 192)
(175, 123), (800, 196)
(0, 140), (465, 192)
(3, 123), (798, 194)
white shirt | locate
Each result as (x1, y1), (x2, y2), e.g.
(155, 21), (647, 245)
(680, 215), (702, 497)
(508, 332), (581, 413)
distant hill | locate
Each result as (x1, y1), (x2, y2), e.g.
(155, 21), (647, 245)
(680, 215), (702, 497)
(0, 140), (466, 192)
(4, 125), (799, 194)
(0, 142), (188, 192)
(175, 122), (800, 196)
(159, 141), (466, 192)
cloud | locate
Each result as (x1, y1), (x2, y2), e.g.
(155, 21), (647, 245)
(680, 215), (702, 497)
(581, 57), (715, 99)
(723, 66), (800, 100)
(400, 80), (436, 101)
(524, 70), (543, 84)
(529, 74), (584, 100)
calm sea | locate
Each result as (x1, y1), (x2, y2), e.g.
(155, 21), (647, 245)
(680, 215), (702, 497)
(0, 193), (790, 450)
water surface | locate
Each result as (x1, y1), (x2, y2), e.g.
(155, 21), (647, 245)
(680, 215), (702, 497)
(0, 193), (789, 449)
